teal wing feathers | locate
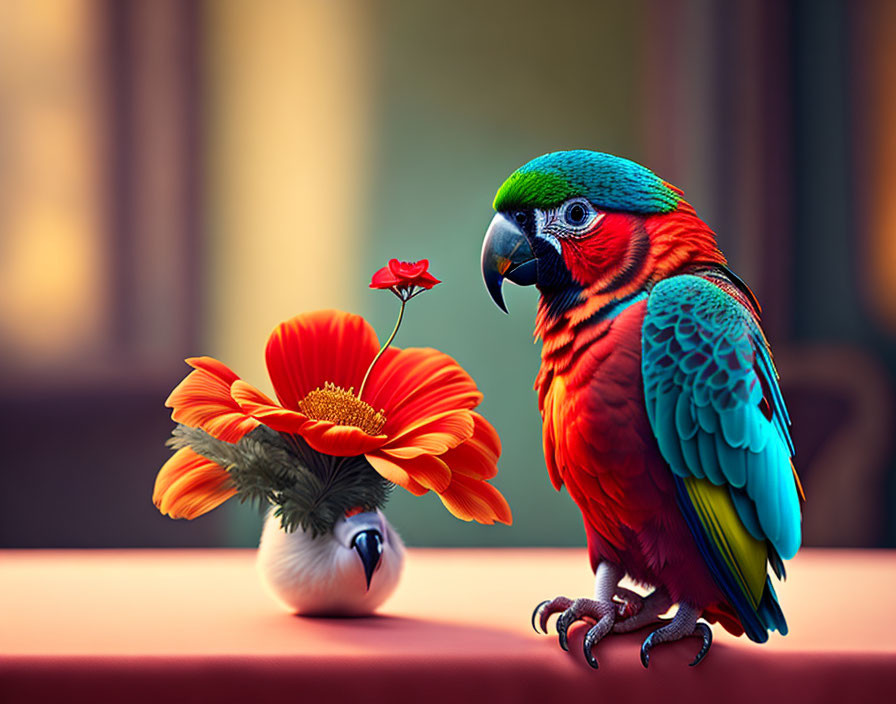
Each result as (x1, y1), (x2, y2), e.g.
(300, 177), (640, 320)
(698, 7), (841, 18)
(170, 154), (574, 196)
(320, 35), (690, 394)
(642, 273), (802, 641)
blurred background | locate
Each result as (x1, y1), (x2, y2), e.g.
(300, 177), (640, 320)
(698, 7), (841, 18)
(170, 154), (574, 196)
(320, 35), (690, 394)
(2, 0), (895, 549)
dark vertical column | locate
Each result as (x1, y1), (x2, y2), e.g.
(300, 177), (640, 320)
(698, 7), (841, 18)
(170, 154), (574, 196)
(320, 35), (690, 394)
(789, 0), (860, 340)
(101, 0), (137, 355)
(708, 0), (736, 259)
(100, 0), (203, 360)
(641, 0), (686, 181)
(709, 0), (794, 340)
(754, 0), (794, 340)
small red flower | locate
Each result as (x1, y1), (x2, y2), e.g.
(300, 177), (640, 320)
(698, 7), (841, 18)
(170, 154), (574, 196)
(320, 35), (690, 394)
(370, 259), (441, 293)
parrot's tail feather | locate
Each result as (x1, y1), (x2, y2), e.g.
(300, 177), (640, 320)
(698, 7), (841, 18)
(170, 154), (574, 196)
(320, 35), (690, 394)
(674, 475), (786, 643)
(768, 545), (787, 581)
(758, 579), (788, 636)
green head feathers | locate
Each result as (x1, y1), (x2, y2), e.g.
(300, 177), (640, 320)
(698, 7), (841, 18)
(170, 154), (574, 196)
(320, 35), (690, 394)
(493, 150), (680, 214)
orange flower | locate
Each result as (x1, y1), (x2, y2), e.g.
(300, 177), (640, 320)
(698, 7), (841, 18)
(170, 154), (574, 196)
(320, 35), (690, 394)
(154, 310), (511, 526)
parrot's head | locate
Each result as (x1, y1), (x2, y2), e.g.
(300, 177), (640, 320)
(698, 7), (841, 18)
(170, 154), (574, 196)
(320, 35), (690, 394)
(481, 150), (725, 316)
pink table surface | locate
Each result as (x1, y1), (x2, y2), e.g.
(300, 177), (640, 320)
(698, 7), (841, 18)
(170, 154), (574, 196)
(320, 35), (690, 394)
(1, 548), (894, 703)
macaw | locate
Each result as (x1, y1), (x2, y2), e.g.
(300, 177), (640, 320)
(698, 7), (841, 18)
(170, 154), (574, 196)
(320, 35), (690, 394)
(480, 150), (803, 667)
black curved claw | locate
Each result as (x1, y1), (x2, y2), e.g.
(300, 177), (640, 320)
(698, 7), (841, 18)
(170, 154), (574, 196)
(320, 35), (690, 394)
(556, 609), (578, 652)
(583, 626), (601, 669)
(639, 631), (656, 669)
(689, 622), (713, 667)
(531, 600), (550, 634)
(640, 622), (714, 668)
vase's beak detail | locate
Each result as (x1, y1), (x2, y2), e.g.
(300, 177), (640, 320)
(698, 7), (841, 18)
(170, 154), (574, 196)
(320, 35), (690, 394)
(352, 529), (384, 590)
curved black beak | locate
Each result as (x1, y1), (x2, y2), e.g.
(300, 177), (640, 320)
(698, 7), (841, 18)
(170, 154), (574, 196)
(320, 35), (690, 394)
(351, 529), (383, 590)
(481, 212), (537, 312)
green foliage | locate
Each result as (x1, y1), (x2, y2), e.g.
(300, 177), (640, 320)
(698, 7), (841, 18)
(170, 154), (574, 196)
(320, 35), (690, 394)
(168, 425), (391, 537)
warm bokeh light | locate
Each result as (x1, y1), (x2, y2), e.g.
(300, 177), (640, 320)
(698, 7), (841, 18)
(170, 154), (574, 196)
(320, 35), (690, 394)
(0, 0), (107, 366)
(203, 0), (375, 389)
(863, 0), (896, 328)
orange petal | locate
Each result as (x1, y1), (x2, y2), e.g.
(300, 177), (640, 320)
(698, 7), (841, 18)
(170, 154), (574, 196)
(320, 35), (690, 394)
(265, 311), (379, 410)
(437, 473), (512, 525)
(380, 409), (474, 459)
(186, 356), (241, 385)
(166, 357), (259, 442)
(299, 419), (387, 456)
(231, 380), (311, 434)
(439, 412), (501, 480)
(361, 347), (482, 436)
(365, 452), (447, 494)
(153, 447), (237, 520)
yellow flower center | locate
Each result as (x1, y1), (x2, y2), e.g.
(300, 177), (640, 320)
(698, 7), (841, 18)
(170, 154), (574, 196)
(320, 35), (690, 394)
(297, 382), (386, 436)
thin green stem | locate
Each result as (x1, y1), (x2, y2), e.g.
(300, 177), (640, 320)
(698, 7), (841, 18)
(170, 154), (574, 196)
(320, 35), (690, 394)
(357, 299), (405, 400)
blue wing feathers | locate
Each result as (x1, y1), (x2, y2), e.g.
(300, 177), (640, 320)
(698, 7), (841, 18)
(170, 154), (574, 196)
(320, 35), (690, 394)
(655, 389), (688, 477)
(675, 391), (699, 440)
(778, 460), (801, 558)
(714, 432), (747, 487)
(696, 403), (719, 433)
(730, 486), (764, 541)
(755, 344), (794, 455)
(680, 433), (704, 479)
(643, 274), (800, 552)
(746, 412), (768, 453)
(697, 430), (725, 485)
(692, 374), (711, 406)
(719, 405), (749, 447)
(754, 444), (781, 545)
(643, 273), (801, 641)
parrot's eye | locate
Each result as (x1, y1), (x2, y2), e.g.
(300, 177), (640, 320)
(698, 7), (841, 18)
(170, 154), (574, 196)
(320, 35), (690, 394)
(562, 199), (594, 228)
(512, 210), (529, 227)
(567, 204), (586, 224)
